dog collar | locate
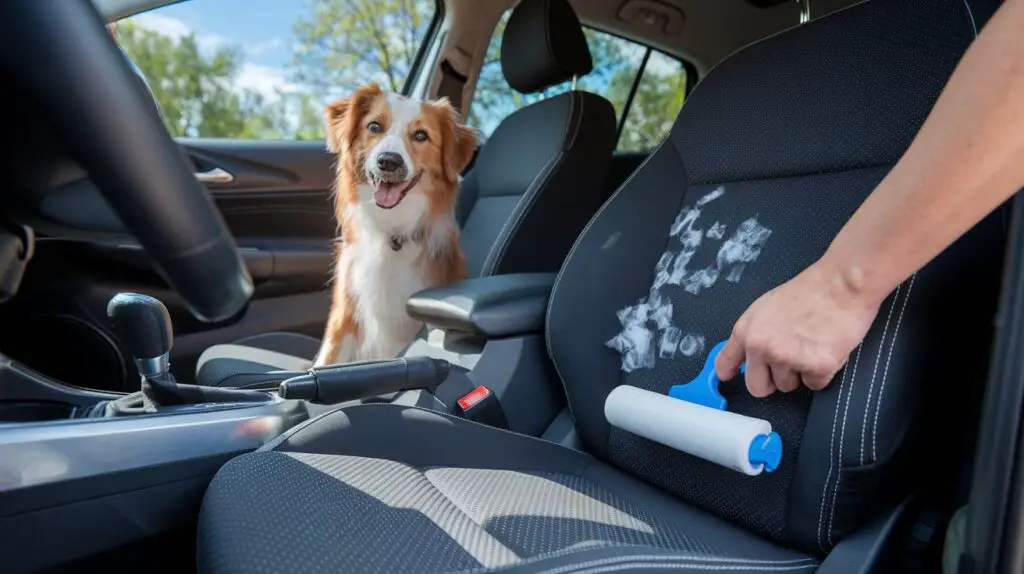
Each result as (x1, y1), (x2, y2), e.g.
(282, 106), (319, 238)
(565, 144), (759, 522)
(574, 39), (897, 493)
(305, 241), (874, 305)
(389, 228), (425, 252)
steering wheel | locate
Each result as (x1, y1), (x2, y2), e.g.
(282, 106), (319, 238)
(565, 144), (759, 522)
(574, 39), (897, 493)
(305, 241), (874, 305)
(0, 1), (253, 322)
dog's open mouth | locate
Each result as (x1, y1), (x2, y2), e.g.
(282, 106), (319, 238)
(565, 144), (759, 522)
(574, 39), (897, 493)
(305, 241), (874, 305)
(372, 172), (421, 209)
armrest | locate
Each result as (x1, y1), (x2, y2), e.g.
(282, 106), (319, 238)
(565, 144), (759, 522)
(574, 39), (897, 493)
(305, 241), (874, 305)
(406, 273), (557, 337)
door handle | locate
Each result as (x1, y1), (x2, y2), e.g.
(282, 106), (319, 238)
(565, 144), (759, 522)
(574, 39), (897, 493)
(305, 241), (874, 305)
(194, 167), (234, 184)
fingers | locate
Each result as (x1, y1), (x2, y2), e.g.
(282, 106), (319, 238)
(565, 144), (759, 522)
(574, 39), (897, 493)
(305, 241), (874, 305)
(771, 364), (801, 393)
(715, 333), (746, 381)
(744, 351), (777, 398)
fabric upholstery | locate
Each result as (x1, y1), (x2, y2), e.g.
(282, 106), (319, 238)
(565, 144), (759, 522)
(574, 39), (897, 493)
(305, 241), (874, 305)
(547, 0), (1003, 555)
(500, 0), (593, 94)
(199, 404), (818, 573)
(199, 2), (1004, 571)
(195, 0), (616, 387)
(196, 332), (318, 388)
(460, 90), (615, 277)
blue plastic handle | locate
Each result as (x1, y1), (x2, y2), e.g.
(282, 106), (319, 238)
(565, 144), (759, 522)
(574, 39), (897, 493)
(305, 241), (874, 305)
(667, 340), (745, 411)
(668, 340), (782, 473)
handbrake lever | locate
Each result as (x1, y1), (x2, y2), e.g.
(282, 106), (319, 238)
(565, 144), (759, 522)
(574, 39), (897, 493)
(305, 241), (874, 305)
(278, 356), (451, 404)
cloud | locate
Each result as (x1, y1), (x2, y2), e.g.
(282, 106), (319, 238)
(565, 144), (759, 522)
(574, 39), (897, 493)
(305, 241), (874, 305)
(645, 52), (683, 77)
(247, 37), (284, 56)
(235, 62), (302, 100)
(131, 12), (229, 55)
(130, 12), (294, 102)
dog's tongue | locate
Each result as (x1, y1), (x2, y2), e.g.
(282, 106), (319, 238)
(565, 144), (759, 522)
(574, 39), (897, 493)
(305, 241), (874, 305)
(374, 182), (403, 208)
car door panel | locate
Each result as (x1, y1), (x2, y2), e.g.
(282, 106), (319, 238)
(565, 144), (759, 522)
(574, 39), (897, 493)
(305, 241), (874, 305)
(0, 138), (338, 390)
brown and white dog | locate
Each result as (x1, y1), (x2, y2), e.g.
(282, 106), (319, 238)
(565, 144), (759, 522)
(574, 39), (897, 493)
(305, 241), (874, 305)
(312, 83), (477, 367)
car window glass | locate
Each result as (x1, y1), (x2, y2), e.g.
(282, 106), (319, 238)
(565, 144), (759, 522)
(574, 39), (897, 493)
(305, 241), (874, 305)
(112, 0), (437, 140)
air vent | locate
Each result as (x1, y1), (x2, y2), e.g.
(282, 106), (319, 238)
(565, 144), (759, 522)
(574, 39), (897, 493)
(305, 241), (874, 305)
(617, 0), (685, 36)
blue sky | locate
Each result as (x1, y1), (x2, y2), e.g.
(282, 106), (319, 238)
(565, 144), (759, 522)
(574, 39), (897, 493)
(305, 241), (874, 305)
(127, 0), (308, 99)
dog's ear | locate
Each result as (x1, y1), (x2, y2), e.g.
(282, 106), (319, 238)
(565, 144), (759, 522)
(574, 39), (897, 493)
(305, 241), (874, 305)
(324, 99), (351, 153)
(434, 97), (477, 183)
(324, 82), (383, 153)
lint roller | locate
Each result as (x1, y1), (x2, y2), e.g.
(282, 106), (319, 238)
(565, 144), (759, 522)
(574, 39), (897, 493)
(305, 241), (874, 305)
(604, 340), (783, 476)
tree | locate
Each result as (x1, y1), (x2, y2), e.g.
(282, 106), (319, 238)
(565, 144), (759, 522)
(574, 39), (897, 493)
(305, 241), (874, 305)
(292, 0), (435, 98)
(113, 1), (688, 146)
(608, 54), (689, 152)
(115, 19), (324, 140)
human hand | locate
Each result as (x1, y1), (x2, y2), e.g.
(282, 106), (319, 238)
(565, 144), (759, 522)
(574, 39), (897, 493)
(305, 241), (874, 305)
(714, 260), (885, 397)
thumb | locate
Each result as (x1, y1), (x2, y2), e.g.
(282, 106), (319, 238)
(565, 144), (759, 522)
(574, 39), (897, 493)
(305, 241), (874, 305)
(715, 336), (745, 381)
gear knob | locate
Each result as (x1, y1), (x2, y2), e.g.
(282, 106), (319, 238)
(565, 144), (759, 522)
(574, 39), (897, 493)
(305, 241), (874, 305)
(107, 292), (173, 377)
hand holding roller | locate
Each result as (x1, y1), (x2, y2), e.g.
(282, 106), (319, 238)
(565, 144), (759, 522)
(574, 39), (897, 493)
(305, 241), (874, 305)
(604, 340), (783, 476)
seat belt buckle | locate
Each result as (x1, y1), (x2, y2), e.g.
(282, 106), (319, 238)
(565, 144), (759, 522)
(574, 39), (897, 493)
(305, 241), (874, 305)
(454, 385), (508, 430)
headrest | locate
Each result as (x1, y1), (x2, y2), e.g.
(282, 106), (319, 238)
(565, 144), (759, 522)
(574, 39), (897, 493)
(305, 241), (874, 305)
(500, 0), (593, 94)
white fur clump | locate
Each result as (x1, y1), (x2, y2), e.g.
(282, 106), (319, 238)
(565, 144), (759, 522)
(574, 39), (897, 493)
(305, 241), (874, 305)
(606, 186), (773, 373)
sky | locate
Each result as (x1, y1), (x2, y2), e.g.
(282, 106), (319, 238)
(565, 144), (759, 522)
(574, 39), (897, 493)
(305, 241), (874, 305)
(126, 0), (305, 101)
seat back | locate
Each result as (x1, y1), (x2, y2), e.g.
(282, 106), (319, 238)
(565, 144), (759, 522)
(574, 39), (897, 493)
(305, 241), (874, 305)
(547, 0), (1006, 555)
(456, 0), (616, 277)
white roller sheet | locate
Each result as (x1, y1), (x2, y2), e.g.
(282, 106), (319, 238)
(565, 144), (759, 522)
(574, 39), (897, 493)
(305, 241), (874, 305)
(604, 385), (772, 476)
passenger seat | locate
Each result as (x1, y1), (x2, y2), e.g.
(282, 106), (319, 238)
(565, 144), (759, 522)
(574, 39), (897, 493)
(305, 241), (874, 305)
(193, 0), (617, 387)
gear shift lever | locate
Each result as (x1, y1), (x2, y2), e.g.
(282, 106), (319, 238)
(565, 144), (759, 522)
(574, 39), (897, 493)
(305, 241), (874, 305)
(80, 293), (271, 417)
(107, 292), (173, 379)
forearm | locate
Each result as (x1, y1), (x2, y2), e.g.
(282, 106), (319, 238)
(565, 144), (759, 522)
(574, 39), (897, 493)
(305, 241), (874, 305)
(820, 0), (1024, 304)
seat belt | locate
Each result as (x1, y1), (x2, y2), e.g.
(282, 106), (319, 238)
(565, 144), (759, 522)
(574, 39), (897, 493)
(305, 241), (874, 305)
(436, 59), (468, 115)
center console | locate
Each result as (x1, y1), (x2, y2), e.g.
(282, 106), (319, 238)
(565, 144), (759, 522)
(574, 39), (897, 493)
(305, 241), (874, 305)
(0, 274), (574, 571)
(0, 293), (309, 573)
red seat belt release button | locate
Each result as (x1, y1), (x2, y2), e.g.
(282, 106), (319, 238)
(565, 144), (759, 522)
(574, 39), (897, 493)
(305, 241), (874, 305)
(457, 385), (492, 411)
(454, 384), (508, 430)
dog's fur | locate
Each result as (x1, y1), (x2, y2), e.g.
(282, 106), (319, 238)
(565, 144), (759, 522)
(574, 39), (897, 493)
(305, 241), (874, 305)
(313, 83), (477, 367)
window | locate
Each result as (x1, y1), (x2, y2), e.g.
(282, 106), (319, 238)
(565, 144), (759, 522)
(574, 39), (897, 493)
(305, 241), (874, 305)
(111, 0), (438, 140)
(468, 10), (690, 152)
(616, 51), (689, 152)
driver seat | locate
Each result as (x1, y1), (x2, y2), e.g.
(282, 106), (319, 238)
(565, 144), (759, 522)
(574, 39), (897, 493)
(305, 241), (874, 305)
(197, 1), (1005, 572)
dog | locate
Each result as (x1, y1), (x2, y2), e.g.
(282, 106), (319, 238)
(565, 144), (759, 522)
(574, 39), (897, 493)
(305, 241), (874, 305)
(312, 83), (477, 367)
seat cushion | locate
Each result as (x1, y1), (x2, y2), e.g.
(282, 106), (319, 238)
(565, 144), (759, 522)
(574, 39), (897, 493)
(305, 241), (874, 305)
(198, 404), (817, 573)
(195, 332), (319, 388)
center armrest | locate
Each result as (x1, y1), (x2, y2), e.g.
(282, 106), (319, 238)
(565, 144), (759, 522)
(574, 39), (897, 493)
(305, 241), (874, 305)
(406, 273), (557, 338)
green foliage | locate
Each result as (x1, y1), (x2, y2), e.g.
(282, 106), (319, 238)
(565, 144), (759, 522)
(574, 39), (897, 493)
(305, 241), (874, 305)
(293, 0), (434, 95)
(115, 1), (687, 149)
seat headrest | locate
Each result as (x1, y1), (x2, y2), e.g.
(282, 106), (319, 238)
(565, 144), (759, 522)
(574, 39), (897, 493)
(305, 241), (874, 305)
(500, 0), (593, 94)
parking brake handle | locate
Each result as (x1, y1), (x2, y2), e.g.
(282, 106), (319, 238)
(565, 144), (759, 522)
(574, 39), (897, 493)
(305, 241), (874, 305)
(278, 357), (451, 404)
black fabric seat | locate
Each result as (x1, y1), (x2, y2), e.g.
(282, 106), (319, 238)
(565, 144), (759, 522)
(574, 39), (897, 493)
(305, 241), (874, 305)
(193, 0), (617, 387)
(197, 1), (1006, 572)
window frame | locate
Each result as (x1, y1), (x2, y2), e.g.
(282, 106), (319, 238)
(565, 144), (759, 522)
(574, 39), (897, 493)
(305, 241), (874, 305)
(401, 0), (446, 96)
(609, 40), (699, 151)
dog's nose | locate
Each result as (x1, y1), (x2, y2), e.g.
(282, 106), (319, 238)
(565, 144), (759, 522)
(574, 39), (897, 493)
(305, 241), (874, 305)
(376, 152), (403, 172)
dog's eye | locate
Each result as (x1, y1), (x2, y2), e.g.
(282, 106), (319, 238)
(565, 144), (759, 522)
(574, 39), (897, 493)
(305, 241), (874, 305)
(367, 121), (382, 133)
(413, 130), (429, 142)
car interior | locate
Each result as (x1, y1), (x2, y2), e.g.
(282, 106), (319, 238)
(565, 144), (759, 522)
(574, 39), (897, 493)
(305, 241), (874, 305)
(1, 0), (1023, 572)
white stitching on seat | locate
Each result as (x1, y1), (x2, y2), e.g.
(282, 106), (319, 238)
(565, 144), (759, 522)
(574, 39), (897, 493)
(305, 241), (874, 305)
(463, 548), (818, 574)
(533, 557), (819, 574)
(963, 0), (978, 37)
(480, 92), (580, 276)
(872, 273), (916, 462)
(825, 341), (864, 548)
(816, 349), (853, 551)
(859, 284), (901, 465)
(566, 565), (817, 574)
